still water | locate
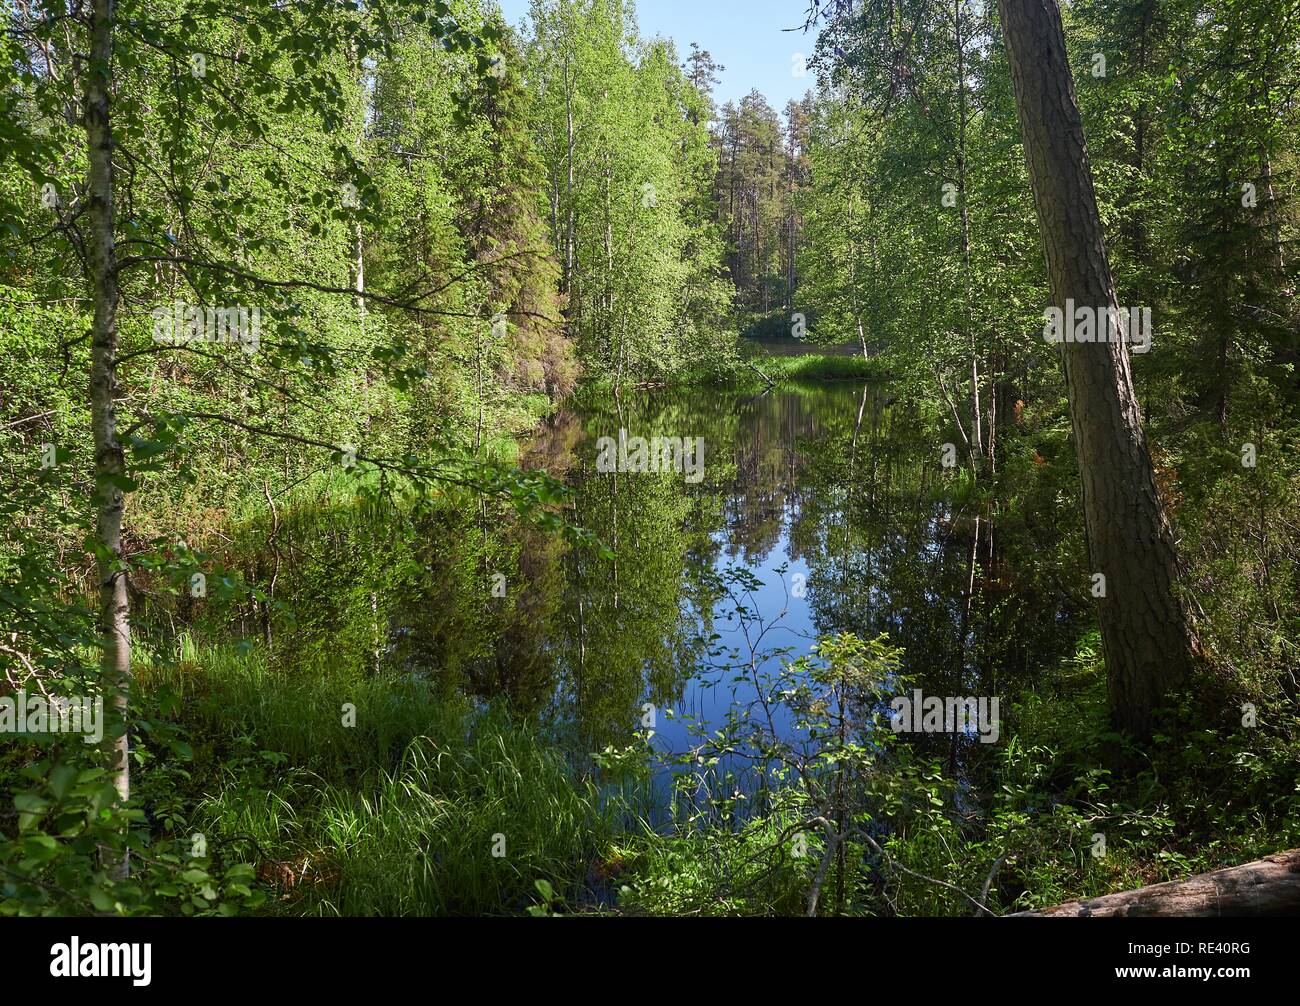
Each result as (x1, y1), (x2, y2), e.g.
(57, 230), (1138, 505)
(257, 379), (1084, 799)
(518, 381), (1078, 774)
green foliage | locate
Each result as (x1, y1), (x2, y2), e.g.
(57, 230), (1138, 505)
(4, 0), (1300, 921)
(524, 0), (735, 387)
(1, 726), (264, 916)
(124, 642), (620, 916)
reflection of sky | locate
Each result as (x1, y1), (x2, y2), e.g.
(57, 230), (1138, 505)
(647, 490), (821, 817)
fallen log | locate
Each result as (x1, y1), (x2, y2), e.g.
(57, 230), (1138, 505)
(1008, 849), (1300, 917)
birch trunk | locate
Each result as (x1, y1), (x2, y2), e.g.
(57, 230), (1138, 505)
(84, 0), (131, 877)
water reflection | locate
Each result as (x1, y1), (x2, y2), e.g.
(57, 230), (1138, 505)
(525, 381), (1079, 766)
(258, 380), (1084, 787)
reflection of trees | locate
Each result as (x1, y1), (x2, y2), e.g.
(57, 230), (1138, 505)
(257, 491), (565, 718)
(560, 465), (699, 753)
(265, 380), (1089, 772)
(534, 384), (874, 752)
(724, 386), (838, 565)
(387, 503), (564, 717)
(540, 399), (710, 754)
(790, 384), (1086, 773)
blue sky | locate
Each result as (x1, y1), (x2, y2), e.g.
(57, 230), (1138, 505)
(495, 0), (819, 113)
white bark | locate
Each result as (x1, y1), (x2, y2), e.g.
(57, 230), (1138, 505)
(84, 0), (131, 879)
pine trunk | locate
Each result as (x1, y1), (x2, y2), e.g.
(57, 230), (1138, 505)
(996, 0), (1204, 735)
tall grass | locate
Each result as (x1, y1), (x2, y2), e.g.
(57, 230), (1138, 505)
(298, 729), (613, 915)
(745, 352), (885, 382)
(137, 639), (621, 916)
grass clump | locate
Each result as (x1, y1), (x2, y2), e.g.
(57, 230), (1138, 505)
(137, 641), (620, 916)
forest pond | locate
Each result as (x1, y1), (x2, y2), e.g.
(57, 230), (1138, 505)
(247, 378), (1088, 817)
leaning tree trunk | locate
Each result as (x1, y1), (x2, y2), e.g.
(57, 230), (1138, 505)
(996, 0), (1204, 736)
(85, 0), (131, 877)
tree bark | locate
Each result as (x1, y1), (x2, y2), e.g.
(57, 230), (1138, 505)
(84, 0), (131, 878)
(955, 0), (983, 463)
(564, 52), (575, 298)
(1009, 850), (1300, 917)
(996, 0), (1205, 736)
